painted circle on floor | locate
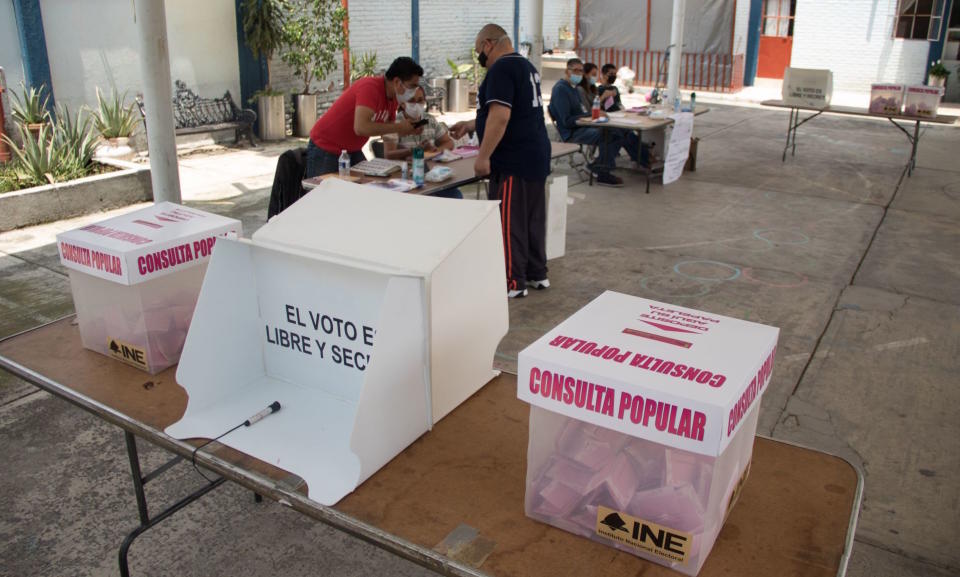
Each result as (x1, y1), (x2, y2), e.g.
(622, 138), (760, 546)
(673, 260), (741, 282)
(742, 267), (809, 288)
(943, 181), (960, 201)
(640, 275), (712, 298)
(753, 229), (810, 245)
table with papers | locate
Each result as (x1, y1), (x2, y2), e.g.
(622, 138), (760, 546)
(576, 106), (710, 192)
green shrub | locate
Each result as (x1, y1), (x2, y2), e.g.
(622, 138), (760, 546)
(94, 87), (138, 139)
(10, 83), (51, 125)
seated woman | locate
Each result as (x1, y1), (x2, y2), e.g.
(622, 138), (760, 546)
(577, 63), (618, 112)
(383, 86), (462, 199)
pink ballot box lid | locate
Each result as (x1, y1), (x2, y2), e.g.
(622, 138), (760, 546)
(518, 291), (779, 457)
(56, 202), (241, 286)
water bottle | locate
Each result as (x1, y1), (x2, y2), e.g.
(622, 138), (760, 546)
(690, 92), (696, 112)
(592, 95), (601, 119)
(401, 161), (409, 180)
(412, 147), (425, 187)
(338, 149), (350, 177)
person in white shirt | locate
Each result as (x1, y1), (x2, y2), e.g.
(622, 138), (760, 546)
(383, 86), (462, 199)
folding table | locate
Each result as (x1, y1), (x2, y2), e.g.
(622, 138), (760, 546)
(0, 317), (862, 577)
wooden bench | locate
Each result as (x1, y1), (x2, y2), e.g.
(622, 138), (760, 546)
(136, 80), (257, 147)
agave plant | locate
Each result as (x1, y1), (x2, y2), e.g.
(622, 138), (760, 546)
(9, 83), (51, 126)
(53, 104), (100, 179)
(94, 87), (139, 139)
(349, 51), (378, 82)
(2, 123), (60, 187)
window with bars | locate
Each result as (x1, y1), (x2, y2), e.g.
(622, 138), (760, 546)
(761, 0), (796, 37)
(895, 0), (945, 40)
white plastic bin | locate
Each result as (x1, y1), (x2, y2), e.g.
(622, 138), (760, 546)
(869, 84), (904, 115)
(903, 85), (943, 118)
(57, 203), (241, 373)
(518, 291), (779, 575)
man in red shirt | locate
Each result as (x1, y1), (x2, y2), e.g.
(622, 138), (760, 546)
(305, 57), (425, 176)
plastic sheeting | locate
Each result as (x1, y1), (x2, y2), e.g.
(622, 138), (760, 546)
(579, 0), (737, 54)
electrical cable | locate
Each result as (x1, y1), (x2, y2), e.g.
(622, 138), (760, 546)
(190, 401), (281, 485)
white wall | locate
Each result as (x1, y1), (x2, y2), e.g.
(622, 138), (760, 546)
(39, 0), (241, 113)
(1, 0), (26, 94)
(349, 0), (414, 73)
(734, 0), (751, 55)
(518, 0), (577, 49)
(791, 0), (930, 92)
(419, 0), (512, 77)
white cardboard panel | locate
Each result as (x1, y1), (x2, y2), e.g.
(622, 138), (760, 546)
(428, 210), (508, 421)
(253, 180), (501, 276)
(546, 175), (568, 261)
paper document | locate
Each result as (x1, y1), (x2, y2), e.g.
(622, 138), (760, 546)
(663, 112), (694, 186)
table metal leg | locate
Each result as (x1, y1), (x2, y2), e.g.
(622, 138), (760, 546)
(909, 120), (920, 177)
(791, 109), (799, 157)
(119, 432), (227, 577)
(782, 107), (795, 162)
(119, 477), (226, 577)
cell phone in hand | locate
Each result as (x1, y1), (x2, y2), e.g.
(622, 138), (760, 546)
(412, 118), (429, 128)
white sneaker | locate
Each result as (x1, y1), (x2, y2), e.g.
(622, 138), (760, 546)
(508, 288), (528, 298)
(528, 279), (551, 290)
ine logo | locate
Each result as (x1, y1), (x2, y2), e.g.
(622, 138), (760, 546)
(595, 506), (692, 564)
(600, 512), (630, 533)
(107, 337), (148, 370)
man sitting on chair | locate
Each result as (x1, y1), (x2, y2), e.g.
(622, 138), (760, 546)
(549, 58), (637, 188)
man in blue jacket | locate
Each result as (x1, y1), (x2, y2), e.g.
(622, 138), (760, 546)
(549, 58), (637, 187)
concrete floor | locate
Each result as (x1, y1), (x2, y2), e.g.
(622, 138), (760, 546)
(1, 103), (958, 576)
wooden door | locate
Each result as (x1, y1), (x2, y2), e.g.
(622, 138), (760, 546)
(757, 0), (795, 79)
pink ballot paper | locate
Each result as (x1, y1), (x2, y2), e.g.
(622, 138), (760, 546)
(519, 291), (779, 575)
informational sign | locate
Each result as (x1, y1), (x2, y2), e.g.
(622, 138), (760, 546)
(782, 67), (833, 108)
(57, 202), (240, 285)
(168, 181), (509, 505)
(662, 112), (694, 186)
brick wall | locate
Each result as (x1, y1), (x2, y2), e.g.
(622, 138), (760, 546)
(791, 0), (930, 92)
(419, 0), (513, 77)
(270, 0), (578, 124)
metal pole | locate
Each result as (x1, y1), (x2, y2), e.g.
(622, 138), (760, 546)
(134, 0), (181, 204)
(667, 0), (686, 103)
(530, 0), (544, 72)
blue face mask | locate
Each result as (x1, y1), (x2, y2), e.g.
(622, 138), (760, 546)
(588, 76), (597, 86)
(569, 74), (582, 85)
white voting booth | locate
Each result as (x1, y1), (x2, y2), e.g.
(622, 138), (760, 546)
(167, 180), (508, 505)
(782, 68), (833, 108)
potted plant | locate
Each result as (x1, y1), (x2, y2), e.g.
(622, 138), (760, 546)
(468, 47), (487, 108)
(446, 57), (472, 112)
(93, 87), (138, 160)
(10, 83), (50, 140)
(350, 51), (378, 82)
(242, 0), (286, 140)
(929, 60), (950, 89)
(280, 0), (347, 137)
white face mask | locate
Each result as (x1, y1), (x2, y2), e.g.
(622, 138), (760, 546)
(397, 83), (418, 103)
(404, 102), (426, 119)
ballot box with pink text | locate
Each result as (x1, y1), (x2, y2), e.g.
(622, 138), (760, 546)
(518, 291), (779, 575)
(56, 203), (241, 374)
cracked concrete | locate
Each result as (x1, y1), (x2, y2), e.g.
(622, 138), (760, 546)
(2, 103), (959, 576)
